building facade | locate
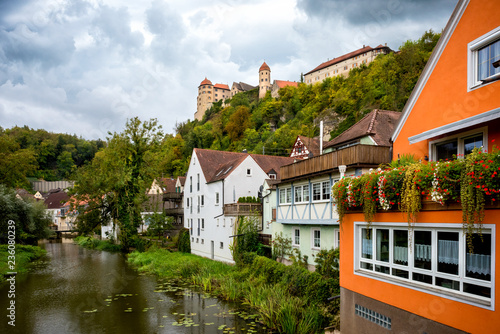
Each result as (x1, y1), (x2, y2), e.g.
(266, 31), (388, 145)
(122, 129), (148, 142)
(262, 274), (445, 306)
(304, 44), (392, 85)
(195, 78), (230, 121)
(340, 1), (500, 332)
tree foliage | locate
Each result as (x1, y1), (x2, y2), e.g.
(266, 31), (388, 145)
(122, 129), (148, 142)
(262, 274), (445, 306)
(70, 118), (164, 250)
(0, 185), (52, 244)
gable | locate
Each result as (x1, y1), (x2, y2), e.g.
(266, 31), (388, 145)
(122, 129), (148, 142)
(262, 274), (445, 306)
(392, 0), (500, 157)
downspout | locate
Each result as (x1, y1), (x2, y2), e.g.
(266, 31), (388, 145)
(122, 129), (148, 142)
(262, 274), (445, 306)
(320, 120), (324, 155)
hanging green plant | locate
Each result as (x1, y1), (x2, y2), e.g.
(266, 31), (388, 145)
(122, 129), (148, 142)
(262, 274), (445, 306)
(461, 148), (486, 251)
(400, 164), (422, 225)
(361, 171), (379, 224)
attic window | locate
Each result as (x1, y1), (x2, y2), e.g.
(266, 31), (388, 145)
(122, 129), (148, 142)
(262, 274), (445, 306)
(269, 173), (276, 179)
(224, 166), (232, 174)
(468, 26), (500, 90)
(246, 168), (252, 176)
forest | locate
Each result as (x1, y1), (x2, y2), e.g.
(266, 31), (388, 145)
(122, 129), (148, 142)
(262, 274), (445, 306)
(0, 30), (440, 191)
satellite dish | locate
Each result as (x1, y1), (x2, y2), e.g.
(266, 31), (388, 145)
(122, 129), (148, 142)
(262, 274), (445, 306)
(258, 185), (264, 199)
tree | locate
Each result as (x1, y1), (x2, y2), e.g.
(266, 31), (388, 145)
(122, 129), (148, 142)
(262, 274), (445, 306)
(145, 213), (174, 244)
(71, 118), (164, 250)
(0, 135), (37, 188)
(0, 185), (52, 244)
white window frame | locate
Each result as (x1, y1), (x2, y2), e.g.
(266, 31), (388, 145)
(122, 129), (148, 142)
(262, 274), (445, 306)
(354, 222), (495, 309)
(279, 187), (291, 205)
(215, 192), (220, 205)
(312, 229), (321, 250)
(429, 126), (488, 161)
(312, 181), (330, 202)
(246, 168), (252, 176)
(468, 26), (500, 91)
(293, 228), (300, 246)
(201, 195), (205, 207)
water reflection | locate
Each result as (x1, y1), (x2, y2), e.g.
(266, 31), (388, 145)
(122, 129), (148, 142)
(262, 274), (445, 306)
(0, 240), (267, 334)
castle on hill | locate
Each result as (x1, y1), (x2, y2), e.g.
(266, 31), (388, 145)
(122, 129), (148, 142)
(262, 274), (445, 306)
(195, 44), (393, 121)
(194, 62), (298, 121)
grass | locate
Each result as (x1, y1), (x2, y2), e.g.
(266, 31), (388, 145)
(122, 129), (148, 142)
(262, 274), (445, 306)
(128, 247), (338, 333)
(0, 244), (46, 284)
(74, 236), (122, 252)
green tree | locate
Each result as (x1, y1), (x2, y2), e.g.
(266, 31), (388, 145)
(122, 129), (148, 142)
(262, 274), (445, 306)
(71, 118), (164, 250)
(0, 185), (52, 244)
(0, 135), (37, 188)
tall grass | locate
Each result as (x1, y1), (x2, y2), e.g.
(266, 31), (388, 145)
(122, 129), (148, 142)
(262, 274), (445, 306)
(74, 236), (121, 252)
(0, 245), (46, 283)
(128, 248), (338, 333)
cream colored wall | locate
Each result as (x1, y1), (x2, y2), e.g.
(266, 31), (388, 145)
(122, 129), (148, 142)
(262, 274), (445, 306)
(259, 69), (271, 99)
(305, 49), (388, 85)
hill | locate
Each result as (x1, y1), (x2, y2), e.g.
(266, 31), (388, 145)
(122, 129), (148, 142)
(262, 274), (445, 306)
(158, 30), (441, 177)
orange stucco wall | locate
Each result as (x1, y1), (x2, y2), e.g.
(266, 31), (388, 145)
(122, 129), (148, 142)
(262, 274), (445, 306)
(393, 0), (500, 159)
(340, 210), (500, 333)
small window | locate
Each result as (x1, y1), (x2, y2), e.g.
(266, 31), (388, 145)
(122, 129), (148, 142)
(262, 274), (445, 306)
(468, 27), (500, 89)
(246, 168), (252, 176)
(201, 219), (205, 229)
(201, 195), (204, 206)
(197, 174), (200, 191)
(215, 192), (220, 205)
(322, 181), (331, 200)
(312, 183), (321, 201)
(293, 228), (300, 246)
(220, 242), (224, 249)
(313, 230), (321, 249)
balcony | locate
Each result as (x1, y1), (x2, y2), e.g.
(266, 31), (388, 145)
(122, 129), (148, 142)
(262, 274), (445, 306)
(163, 192), (182, 201)
(280, 144), (391, 181)
(164, 207), (183, 216)
(224, 203), (262, 216)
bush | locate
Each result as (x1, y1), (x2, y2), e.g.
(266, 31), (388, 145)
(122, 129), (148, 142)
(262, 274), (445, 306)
(177, 228), (191, 253)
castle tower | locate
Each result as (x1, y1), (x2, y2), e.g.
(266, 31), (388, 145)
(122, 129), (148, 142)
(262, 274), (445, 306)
(258, 62), (271, 99)
(195, 77), (213, 121)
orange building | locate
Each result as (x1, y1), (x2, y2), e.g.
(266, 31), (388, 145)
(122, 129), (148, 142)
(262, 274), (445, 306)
(340, 0), (500, 333)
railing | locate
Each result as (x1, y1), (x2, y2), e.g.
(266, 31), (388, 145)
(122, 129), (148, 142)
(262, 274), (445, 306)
(280, 145), (391, 181)
(224, 203), (262, 216)
(163, 192), (182, 201)
(164, 207), (183, 216)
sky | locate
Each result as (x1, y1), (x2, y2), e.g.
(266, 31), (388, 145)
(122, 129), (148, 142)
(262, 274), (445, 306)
(0, 0), (458, 140)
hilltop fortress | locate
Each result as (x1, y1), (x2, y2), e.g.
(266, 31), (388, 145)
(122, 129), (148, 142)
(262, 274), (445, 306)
(195, 44), (392, 121)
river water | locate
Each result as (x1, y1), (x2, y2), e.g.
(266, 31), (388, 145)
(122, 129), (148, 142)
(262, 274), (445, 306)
(0, 239), (268, 334)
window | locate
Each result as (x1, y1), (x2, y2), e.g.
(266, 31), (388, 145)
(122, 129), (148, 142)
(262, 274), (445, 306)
(294, 186), (303, 203)
(246, 168), (252, 176)
(468, 26), (500, 89)
(220, 242), (224, 249)
(430, 127), (487, 161)
(190, 176), (192, 193)
(201, 219), (204, 229)
(312, 183), (321, 201)
(201, 195), (204, 206)
(217, 218), (219, 227)
(313, 229), (321, 249)
(293, 228), (300, 246)
(279, 187), (291, 204)
(215, 192), (220, 205)
(356, 223), (494, 306)
(186, 198), (190, 208)
(322, 181), (331, 200)
(197, 174), (200, 191)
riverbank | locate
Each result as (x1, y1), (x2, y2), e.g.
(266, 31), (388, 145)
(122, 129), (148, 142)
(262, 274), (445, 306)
(0, 244), (46, 283)
(74, 235), (122, 252)
(128, 247), (339, 334)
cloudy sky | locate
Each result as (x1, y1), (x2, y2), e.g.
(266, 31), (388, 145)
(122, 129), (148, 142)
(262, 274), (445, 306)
(0, 0), (458, 140)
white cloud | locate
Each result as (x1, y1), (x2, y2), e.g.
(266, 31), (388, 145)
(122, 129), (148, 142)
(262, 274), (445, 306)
(0, 0), (458, 139)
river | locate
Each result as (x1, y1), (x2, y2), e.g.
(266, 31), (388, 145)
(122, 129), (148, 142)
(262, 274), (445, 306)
(0, 239), (268, 334)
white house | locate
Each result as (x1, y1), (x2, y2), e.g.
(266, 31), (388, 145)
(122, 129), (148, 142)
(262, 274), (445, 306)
(184, 148), (294, 263)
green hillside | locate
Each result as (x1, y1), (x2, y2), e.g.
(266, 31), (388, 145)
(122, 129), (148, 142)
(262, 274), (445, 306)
(159, 30), (440, 177)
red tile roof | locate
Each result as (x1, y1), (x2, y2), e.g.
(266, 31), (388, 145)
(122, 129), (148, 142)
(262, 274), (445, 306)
(199, 77), (212, 86)
(44, 190), (70, 209)
(324, 109), (401, 149)
(275, 80), (298, 89)
(177, 176), (186, 186)
(194, 148), (294, 183)
(259, 61), (270, 72)
(304, 45), (392, 75)
(158, 178), (176, 193)
(214, 83), (230, 90)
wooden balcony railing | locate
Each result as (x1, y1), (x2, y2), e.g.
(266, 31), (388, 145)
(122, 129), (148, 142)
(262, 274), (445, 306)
(280, 145), (391, 181)
(164, 207), (183, 216)
(163, 192), (183, 201)
(224, 203), (262, 216)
